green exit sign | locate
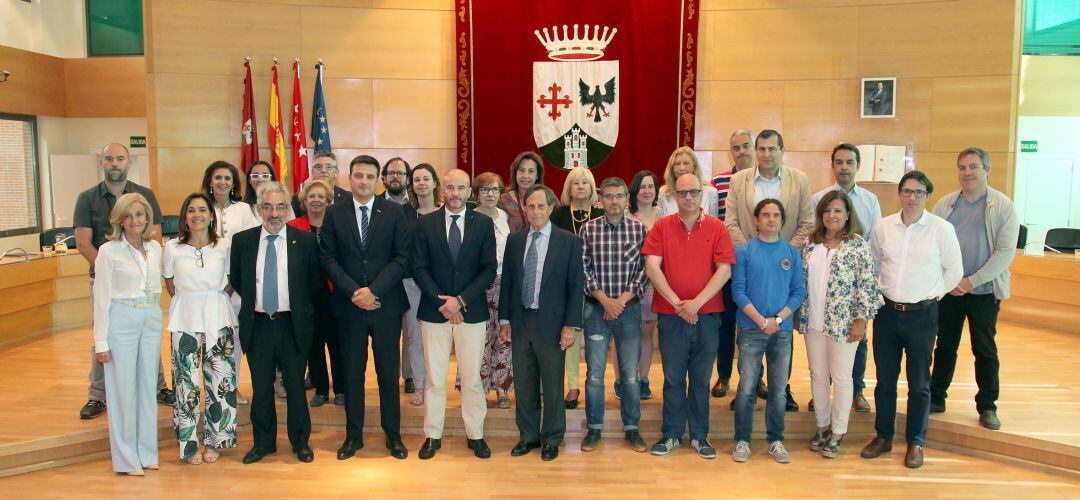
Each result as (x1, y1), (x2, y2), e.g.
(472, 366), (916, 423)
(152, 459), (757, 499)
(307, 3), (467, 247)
(1020, 140), (1038, 153)
(130, 136), (147, 148)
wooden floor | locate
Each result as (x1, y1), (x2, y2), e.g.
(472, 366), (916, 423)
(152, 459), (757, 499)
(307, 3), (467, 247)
(2, 321), (1080, 495)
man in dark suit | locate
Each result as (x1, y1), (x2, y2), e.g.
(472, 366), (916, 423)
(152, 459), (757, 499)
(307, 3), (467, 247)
(412, 169), (498, 459)
(499, 185), (584, 462)
(291, 151), (350, 216)
(320, 154), (412, 460)
(229, 181), (320, 464)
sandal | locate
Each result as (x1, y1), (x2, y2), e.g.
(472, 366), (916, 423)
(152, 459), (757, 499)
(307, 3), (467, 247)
(203, 447), (220, 463)
(410, 392), (424, 406)
(183, 453), (202, 465)
(497, 394), (511, 409)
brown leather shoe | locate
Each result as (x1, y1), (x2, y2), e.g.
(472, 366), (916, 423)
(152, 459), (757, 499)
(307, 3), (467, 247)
(860, 437), (892, 458)
(852, 393), (871, 413)
(904, 444), (924, 468)
(711, 378), (729, 398)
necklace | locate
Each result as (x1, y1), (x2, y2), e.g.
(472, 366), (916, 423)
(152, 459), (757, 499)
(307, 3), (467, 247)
(569, 201), (593, 234)
(123, 237), (153, 296)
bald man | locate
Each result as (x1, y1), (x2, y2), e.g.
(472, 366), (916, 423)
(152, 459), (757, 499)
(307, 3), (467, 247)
(411, 169), (498, 459)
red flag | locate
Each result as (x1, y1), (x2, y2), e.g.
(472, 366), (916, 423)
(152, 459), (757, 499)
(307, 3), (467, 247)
(240, 59), (259, 172)
(289, 60), (309, 193)
(268, 61), (288, 181)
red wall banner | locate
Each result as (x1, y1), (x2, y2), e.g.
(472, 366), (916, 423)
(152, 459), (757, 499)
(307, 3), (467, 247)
(456, 0), (699, 190)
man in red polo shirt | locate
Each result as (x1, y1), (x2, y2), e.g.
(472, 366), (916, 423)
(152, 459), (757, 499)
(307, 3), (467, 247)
(643, 173), (736, 459)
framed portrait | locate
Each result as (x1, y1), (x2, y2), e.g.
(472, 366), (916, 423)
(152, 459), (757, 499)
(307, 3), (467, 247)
(861, 77), (896, 118)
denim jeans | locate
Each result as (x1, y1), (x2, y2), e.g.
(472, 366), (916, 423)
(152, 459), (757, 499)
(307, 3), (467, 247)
(657, 312), (720, 442)
(873, 303), (937, 446)
(733, 327), (792, 443)
(584, 302), (642, 431)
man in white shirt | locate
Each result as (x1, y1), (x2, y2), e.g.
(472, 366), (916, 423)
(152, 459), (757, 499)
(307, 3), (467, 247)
(861, 171), (962, 469)
(810, 143), (883, 414)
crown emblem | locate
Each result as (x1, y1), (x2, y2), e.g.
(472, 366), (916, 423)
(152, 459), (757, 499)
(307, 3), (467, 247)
(534, 24), (617, 61)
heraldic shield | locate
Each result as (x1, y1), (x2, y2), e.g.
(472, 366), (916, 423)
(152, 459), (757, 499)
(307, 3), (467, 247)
(532, 60), (619, 170)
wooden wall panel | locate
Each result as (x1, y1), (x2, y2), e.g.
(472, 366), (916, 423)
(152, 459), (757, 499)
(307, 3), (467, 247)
(1020, 56), (1080, 117)
(372, 80), (455, 149)
(837, 77), (934, 152)
(930, 75), (1017, 153)
(0, 281), (54, 317)
(694, 81), (784, 151)
(64, 57), (147, 118)
(0, 45), (65, 116)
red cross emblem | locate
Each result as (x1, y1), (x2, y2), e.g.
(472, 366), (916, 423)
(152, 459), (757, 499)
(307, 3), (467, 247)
(535, 83), (573, 122)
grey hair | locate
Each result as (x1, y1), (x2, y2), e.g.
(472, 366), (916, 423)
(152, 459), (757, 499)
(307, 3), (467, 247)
(730, 129), (755, 147)
(957, 147), (991, 170)
(256, 181), (289, 206)
(313, 150), (338, 168)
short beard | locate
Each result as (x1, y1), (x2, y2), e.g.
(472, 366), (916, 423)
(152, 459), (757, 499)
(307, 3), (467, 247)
(386, 185), (406, 197)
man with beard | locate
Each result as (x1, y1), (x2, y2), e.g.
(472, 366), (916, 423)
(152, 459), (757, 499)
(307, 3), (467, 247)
(380, 158), (423, 395)
(73, 143), (173, 420)
(291, 151), (350, 216)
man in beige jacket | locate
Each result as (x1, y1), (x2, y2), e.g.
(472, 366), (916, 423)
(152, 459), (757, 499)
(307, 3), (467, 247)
(724, 129), (814, 412)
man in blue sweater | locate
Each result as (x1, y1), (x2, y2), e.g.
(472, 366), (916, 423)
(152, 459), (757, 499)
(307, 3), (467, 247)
(730, 199), (807, 464)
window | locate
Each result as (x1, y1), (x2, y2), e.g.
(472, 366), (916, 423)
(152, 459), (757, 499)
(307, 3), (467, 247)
(86, 0), (144, 57)
(0, 114), (40, 237)
(1024, 0), (1080, 55)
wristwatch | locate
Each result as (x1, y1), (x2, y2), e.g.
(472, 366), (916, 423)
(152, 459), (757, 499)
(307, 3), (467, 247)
(774, 315), (784, 326)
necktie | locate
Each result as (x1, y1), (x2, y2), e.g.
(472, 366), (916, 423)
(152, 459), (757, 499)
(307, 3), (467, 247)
(263, 234), (279, 316)
(358, 205), (369, 250)
(521, 231), (542, 308)
(448, 214), (461, 262)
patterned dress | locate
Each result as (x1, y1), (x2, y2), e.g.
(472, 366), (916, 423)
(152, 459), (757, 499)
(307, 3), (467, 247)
(480, 209), (513, 395)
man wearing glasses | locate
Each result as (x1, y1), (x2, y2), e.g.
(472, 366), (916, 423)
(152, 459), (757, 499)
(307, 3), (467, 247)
(861, 170), (962, 469)
(379, 157), (424, 395)
(291, 151), (350, 216)
(643, 173), (736, 459)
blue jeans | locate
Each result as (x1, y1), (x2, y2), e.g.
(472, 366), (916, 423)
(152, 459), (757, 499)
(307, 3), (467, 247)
(734, 327), (792, 443)
(657, 312), (720, 441)
(584, 302), (642, 431)
(873, 303), (937, 446)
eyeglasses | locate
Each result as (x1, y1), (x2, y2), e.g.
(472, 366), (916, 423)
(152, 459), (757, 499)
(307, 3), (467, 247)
(675, 189), (702, 198)
(899, 189), (928, 199)
(249, 173), (272, 181)
(601, 193), (627, 200)
(384, 171), (407, 178)
(193, 247), (204, 268)
(477, 186), (503, 195)
(311, 165), (336, 172)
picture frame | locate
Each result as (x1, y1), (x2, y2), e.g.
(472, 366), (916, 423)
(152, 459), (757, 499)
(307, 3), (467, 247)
(861, 77), (896, 118)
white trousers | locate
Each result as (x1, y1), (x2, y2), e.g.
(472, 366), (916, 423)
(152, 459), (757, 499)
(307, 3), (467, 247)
(804, 328), (859, 435)
(422, 320), (487, 439)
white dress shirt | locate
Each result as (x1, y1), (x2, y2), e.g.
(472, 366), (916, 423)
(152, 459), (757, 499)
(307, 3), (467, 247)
(352, 196), (375, 245)
(753, 167), (782, 205)
(255, 227), (290, 313)
(870, 211), (963, 303)
(523, 221), (552, 309)
(163, 239), (234, 335)
(445, 206), (467, 240)
(812, 183), (883, 242)
(92, 238), (163, 352)
(805, 244), (833, 332)
(492, 208), (510, 274)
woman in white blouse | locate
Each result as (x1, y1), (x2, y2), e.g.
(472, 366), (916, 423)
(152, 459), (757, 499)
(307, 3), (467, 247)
(473, 172), (514, 409)
(92, 193), (164, 476)
(656, 146), (720, 217)
(164, 193), (238, 465)
(202, 161), (258, 403)
(799, 190), (883, 458)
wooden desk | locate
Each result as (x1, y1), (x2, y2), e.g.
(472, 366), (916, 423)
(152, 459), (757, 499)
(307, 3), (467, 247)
(1000, 250), (1080, 334)
(0, 253), (91, 346)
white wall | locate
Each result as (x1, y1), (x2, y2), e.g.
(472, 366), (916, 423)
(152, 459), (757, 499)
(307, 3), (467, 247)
(0, 0), (86, 58)
(1014, 116), (1080, 247)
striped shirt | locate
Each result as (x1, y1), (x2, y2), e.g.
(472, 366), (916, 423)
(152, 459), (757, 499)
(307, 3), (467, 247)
(580, 214), (649, 298)
(711, 168), (735, 221)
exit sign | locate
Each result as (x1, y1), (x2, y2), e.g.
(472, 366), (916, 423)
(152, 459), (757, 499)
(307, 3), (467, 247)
(1020, 140), (1038, 153)
(130, 136), (147, 148)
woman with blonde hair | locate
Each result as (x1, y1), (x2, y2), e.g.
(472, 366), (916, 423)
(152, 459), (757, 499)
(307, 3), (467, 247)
(657, 146), (720, 217)
(93, 192), (163, 475)
(549, 166), (603, 409)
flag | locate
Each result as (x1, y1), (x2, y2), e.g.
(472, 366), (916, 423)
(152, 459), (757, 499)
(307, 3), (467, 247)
(289, 60), (309, 193)
(267, 62), (288, 182)
(311, 62), (332, 151)
(240, 59), (259, 172)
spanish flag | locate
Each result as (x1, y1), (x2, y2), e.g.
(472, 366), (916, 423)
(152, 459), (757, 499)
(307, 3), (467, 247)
(268, 61), (288, 181)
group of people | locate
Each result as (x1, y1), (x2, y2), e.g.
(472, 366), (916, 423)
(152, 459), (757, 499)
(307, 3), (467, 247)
(76, 126), (1018, 474)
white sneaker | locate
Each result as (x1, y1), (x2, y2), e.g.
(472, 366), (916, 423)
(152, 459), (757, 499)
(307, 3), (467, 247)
(731, 440), (751, 462)
(769, 440), (791, 464)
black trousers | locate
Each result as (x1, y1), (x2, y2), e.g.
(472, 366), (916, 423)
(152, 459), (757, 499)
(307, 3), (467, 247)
(339, 314), (403, 440)
(512, 309), (567, 446)
(873, 303), (937, 446)
(248, 313), (311, 450)
(931, 293), (1001, 412)
(715, 282), (737, 381)
(308, 303), (344, 397)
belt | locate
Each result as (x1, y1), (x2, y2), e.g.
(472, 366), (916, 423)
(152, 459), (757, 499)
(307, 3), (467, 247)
(883, 296), (937, 312)
(522, 306), (539, 313)
(255, 311), (292, 321)
(114, 296), (159, 309)
(585, 296), (640, 307)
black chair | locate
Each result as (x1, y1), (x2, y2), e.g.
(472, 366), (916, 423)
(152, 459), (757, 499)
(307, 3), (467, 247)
(162, 215), (180, 239)
(40, 227), (76, 250)
(1016, 224), (1027, 249)
(1045, 228), (1080, 252)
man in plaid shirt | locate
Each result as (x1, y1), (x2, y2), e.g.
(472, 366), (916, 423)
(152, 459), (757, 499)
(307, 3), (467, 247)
(578, 177), (650, 454)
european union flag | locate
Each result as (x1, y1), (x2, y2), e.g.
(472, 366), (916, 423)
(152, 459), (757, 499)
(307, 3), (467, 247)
(310, 62), (332, 151)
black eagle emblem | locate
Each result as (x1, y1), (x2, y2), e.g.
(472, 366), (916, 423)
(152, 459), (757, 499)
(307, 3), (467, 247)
(579, 77), (616, 123)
